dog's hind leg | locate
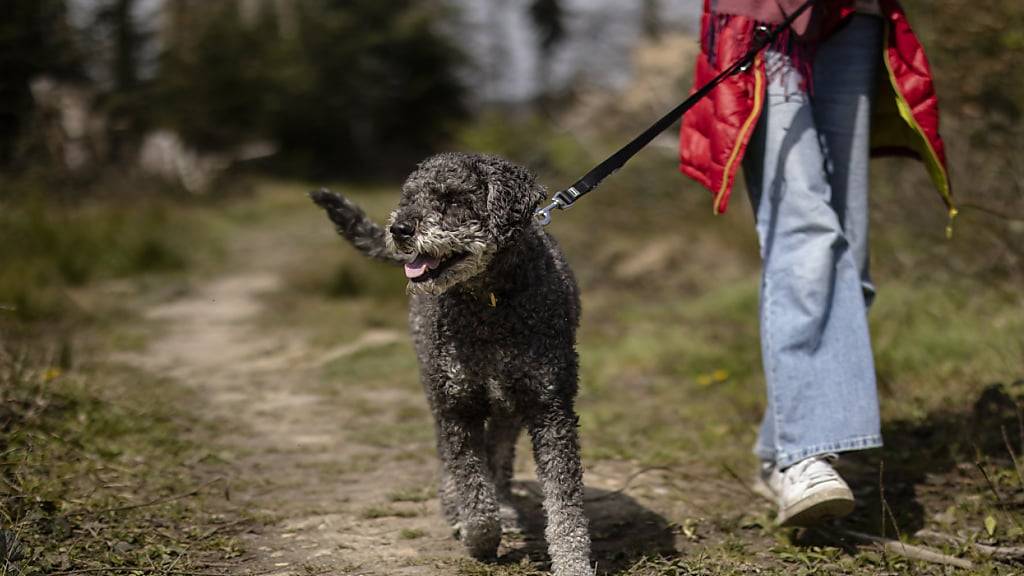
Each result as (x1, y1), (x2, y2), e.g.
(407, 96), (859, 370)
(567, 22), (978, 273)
(486, 415), (523, 534)
(485, 415), (521, 502)
(437, 414), (502, 560)
(528, 401), (593, 576)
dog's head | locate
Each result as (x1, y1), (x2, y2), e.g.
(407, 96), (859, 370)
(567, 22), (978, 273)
(386, 153), (546, 295)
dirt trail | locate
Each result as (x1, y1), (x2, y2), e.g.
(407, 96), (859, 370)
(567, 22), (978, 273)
(114, 232), (472, 573)
(109, 206), (740, 575)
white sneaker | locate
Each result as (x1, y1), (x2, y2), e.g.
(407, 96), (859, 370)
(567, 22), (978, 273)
(753, 454), (855, 527)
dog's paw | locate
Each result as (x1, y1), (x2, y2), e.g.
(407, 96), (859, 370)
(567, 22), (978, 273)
(308, 188), (364, 230)
(460, 517), (501, 560)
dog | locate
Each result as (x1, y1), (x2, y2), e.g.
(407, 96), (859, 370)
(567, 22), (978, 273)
(310, 152), (592, 575)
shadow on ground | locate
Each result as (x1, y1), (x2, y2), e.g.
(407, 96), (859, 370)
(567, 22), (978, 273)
(797, 379), (1024, 548)
(500, 480), (678, 574)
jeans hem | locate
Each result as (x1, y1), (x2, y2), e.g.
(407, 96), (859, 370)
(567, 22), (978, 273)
(754, 444), (775, 462)
(773, 434), (883, 469)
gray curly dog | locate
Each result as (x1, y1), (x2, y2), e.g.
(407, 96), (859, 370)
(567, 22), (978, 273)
(310, 152), (593, 575)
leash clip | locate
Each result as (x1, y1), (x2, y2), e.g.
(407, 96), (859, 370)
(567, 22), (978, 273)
(535, 186), (583, 226)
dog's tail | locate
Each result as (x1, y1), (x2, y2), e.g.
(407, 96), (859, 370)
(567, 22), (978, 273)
(309, 189), (404, 264)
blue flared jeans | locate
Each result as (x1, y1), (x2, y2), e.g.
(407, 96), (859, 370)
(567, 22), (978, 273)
(742, 15), (884, 469)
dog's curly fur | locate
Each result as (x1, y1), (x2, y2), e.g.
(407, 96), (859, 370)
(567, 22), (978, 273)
(310, 153), (592, 575)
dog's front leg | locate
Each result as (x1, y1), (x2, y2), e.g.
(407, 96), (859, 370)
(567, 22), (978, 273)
(529, 401), (593, 576)
(436, 412), (502, 560)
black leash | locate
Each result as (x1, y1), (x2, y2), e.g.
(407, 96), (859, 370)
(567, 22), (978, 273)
(535, 0), (817, 225)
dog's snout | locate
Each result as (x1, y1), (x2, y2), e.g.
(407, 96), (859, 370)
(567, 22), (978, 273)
(390, 220), (416, 240)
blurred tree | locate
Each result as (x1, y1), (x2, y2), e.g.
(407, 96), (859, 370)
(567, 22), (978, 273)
(529, 0), (566, 54)
(642, 0), (662, 40)
(269, 0), (467, 174)
(102, 0), (141, 91)
(93, 0), (152, 161)
(528, 0), (566, 97)
(152, 0), (467, 176)
(154, 1), (280, 151)
(0, 0), (82, 169)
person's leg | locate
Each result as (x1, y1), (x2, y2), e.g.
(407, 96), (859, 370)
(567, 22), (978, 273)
(813, 15), (883, 306)
(742, 41), (881, 471)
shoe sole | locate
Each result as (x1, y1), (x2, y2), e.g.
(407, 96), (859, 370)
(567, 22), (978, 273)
(776, 486), (855, 527)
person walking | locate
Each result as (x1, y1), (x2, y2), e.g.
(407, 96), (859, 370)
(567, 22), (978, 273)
(678, 0), (954, 526)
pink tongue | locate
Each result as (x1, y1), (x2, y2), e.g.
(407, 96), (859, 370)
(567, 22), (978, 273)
(404, 255), (441, 279)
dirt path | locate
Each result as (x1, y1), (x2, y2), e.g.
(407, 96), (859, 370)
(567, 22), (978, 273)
(93, 191), (495, 573)
(105, 194), (764, 575)
(115, 257), (481, 574)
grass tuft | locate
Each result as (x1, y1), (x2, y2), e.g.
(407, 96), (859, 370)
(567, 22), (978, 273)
(0, 339), (242, 575)
(399, 528), (427, 540)
(0, 186), (218, 322)
(361, 505), (421, 519)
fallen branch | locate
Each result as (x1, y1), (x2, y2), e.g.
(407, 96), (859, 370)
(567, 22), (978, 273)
(65, 476), (225, 518)
(1002, 425), (1024, 491)
(740, 474), (974, 568)
(975, 460), (1024, 533)
(957, 202), (1024, 223)
(721, 463), (763, 500)
(822, 528), (973, 569)
(48, 568), (237, 576)
(916, 528), (1024, 562)
(164, 519), (246, 573)
(585, 465), (673, 502)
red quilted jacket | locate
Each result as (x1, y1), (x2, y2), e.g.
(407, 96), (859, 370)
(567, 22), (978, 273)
(678, 0), (954, 225)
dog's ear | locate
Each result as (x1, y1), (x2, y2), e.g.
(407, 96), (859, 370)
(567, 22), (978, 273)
(480, 156), (546, 246)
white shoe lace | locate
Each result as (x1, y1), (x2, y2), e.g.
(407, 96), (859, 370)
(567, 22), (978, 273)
(784, 453), (841, 489)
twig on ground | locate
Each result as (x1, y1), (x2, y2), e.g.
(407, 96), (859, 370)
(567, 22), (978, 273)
(975, 460), (1024, 532)
(48, 565), (232, 569)
(65, 477), (225, 518)
(916, 528), (1024, 561)
(1003, 425), (1024, 490)
(878, 461), (905, 547)
(956, 202), (1024, 223)
(738, 463), (975, 569)
(585, 465), (673, 502)
(976, 460), (1006, 502)
(817, 528), (974, 569)
(199, 518), (248, 539)
(720, 463), (763, 500)
(878, 461), (886, 541)
(47, 561), (276, 576)
(1016, 400), (1024, 469)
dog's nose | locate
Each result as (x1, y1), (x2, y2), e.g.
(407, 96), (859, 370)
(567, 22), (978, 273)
(390, 220), (416, 240)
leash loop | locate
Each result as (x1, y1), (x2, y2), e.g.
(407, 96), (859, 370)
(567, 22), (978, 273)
(739, 26), (772, 73)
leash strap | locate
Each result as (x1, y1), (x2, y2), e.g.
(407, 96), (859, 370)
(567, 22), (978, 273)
(536, 0), (817, 225)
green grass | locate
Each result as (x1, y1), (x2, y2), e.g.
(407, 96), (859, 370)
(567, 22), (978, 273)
(361, 505), (421, 519)
(322, 343), (419, 389)
(400, 528), (428, 540)
(0, 342), (244, 575)
(388, 486), (434, 503)
(0, 186), (225, 323)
